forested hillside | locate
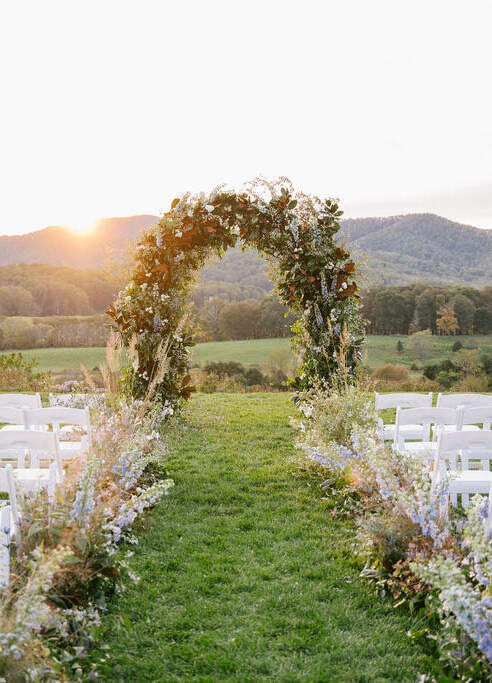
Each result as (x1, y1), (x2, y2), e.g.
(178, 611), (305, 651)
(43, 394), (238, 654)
(341, 213), (492, 286)
(1, 212), (490, 287)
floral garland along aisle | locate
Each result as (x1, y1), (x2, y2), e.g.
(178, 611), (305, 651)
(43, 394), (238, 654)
(108, 178), (365, 403)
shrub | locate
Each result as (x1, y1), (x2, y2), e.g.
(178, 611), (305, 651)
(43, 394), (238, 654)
(454, 374), (490, 392)
(423, 359), (458, 381)
(245, 367), (265, 386)
(0, 352), (51, 391)
(372, 364), (410, 383)
(452, 340), (463, 352)
(396, 340), (404, 353)
(198, 372), (219, 393)
(436, 370), (459, 389)
(203, 361), (246, 377)
(410, 360), (423, 371)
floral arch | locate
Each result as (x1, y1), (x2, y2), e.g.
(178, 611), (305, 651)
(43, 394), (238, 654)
(108, 179), (365, 404)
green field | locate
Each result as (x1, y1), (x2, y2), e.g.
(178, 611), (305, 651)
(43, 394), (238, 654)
(1, 334), (491, 373)
(89, 393), (437, 680)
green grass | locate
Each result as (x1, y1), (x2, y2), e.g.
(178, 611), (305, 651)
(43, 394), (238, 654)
(2, 334), (491, 374)
(364, 334), (492, 370)
(192, 337), (292, 366)
(90, 393), (436, 681)
(0, 347), (109, 372)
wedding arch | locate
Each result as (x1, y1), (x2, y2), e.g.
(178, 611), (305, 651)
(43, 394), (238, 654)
(108, 179), (365, 403)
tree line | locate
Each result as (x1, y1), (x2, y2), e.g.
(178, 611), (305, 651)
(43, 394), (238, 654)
(0, 264), (117, 316)
(361, 284), (492, 335)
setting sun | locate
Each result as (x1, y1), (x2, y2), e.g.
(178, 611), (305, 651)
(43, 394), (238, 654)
(68, 221), (95, 235)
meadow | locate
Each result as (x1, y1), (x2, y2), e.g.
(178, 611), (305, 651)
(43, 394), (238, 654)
(3, 334), (491, 374)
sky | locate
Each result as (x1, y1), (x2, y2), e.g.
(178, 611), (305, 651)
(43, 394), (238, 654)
(1, 0), (492, 235)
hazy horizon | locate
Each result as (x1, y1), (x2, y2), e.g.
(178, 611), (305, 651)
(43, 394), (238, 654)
(2, 198), (492, 239)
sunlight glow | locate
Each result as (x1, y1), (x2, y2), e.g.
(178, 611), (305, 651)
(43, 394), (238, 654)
(68, 221), (96, 235)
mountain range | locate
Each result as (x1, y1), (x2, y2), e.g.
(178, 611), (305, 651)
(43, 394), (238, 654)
(0, 213), (490, 288)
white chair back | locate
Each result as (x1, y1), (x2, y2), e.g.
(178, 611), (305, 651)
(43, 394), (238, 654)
(0, 431), (61, 472)
(0, 467), (20, 543)
(437, 393), (492, 408)
(0, 393), (41, 410)
(0, 504), (11, 587)
(375, 392), (432, 411)
(24, 407), (92, 447)
(458, 405), (492, 431)
(434, 430), (492, 474)
(0, 408), (26, 427)
(395, 407), (458, 445)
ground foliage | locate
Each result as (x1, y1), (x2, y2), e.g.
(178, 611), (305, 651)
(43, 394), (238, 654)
(108, 178), (364, 404)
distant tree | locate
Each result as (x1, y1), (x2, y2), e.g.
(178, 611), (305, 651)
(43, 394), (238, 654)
(408, 329), (433, 359)
(218, 300), (260, 340)
(436, 304), (459, 335)
(200, 298), (228, 340)
(0, 285), (40, 316)
(373, 289), (414, 334)
(414, 290), (437, 333)
(257, 296), (294, 338)
(451, 294), (476, 334)
(474, 307), (492, 334)
(36, 281), (92, 315)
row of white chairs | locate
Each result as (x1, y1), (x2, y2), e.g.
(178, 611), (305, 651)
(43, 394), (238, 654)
(0, 392), (99, 410)
(375, 392), (492, 523)
(376, 392), (492, 441)
(0, 395), (95, 586)
(394, 405), (492, 454)
(432, 430), (492, 508)
(0, 406), (92, 451)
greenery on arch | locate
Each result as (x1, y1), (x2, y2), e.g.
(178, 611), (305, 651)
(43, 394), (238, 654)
(108, 179), (365, 404)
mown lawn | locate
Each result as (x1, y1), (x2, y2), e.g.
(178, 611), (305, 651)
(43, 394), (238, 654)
(90, 393), (437, 681)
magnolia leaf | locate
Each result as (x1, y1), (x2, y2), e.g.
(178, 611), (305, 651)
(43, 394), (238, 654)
(171, 197), (180, 210)
(151, 264), (169, 274)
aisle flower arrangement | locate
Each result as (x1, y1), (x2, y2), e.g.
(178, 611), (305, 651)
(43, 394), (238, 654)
(294, 381), (492, 679)
(0, 391), (173, 680)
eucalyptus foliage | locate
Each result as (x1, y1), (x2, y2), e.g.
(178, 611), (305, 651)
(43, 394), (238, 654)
(109, 178), (364, 402)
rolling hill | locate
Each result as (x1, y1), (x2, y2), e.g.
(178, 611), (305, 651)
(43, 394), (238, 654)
(0, 213), (490, 288)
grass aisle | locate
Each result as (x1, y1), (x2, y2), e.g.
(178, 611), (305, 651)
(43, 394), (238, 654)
(93, 393), (435, 681)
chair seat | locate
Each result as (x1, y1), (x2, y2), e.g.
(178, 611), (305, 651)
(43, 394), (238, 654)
(401, 441), (438, 459)
(59, 441), (86, 459)
(12, 467), (60, 493)
(382, 424), (425, 441)
(448, 470), (492, 495)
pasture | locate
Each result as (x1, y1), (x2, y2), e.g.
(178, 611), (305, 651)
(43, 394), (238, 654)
(1, 334), (491, 374)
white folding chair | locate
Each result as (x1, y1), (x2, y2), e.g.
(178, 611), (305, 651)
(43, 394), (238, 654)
(24, 407), (92, 460)
(458, 405), (492, 432)
(375, 392), (432, 441)
(0, 504), (11, 587)
(0, 407), (27, 431)
(432, 430), (492, 507)
(0, 393), (41, 410)
(394, 407), (458, 459)
(437, 393), (492, 408)
(0, 431), (62, 494)
(0, 466), (20, 544)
